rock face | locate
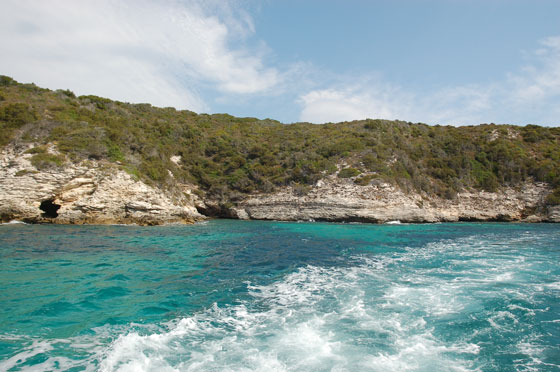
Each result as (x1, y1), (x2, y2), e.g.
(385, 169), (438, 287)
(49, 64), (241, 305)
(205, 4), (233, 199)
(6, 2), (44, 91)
(0, 145), (204, 225)
(233, 175), (558, 223)
(1, 145), (558, 225)
(548, 206), (560, 223)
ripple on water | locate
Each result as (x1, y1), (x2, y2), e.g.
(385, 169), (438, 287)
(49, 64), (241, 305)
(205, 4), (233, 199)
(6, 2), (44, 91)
(31, 301), (78, 317)
(0, 222), (559, 371)
(107, 274), (130, 281)
(88, 286), (131, 301)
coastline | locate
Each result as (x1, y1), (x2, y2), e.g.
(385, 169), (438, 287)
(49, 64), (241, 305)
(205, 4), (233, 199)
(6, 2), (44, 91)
(2, 145), (559, 226)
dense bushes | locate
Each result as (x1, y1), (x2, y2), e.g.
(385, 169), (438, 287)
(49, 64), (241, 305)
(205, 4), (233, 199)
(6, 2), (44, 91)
(0, 102), (38, 145)
(1, 103), (37, 127)
(1, 75), (559, 200)
(26, 147), (66, 170)
(0, 76), (16, 86)
(338, 168), (361, 178)
(546, 188), (560, 206)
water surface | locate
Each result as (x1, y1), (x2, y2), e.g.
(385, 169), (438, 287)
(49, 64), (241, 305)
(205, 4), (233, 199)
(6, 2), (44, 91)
(0, 221), (559, 371)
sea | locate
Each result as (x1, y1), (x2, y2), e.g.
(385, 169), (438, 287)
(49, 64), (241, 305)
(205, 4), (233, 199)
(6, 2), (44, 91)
(0, 220), (559, 371)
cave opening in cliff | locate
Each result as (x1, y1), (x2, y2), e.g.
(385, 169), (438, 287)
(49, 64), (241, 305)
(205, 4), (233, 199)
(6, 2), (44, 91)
(40, 199), (60, 218)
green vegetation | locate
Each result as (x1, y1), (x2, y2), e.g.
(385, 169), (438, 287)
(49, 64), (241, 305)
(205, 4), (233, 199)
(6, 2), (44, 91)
(1, 75), (560, 202)
(30, 153), (65, 170)
(25, 146), (66, 170)
(0, 102), (37, 145)
(354, 174), (376, 186)
(338, 168), (361, 178)
(546, 188), (560, 206)
(15, 169), (37, 177)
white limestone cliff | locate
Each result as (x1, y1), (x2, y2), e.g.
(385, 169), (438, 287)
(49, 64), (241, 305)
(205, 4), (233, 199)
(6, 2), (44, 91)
(0, 145), (204, 225)
(1, 144), (558, 225)
(232, 174), (558, 223)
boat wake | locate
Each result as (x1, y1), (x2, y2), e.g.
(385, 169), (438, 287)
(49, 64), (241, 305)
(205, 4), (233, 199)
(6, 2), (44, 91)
(2, 232), (559, 371)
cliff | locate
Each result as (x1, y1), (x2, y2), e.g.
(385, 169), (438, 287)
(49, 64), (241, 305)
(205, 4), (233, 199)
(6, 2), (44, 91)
(230, 174), (560, 223)
(1, 76), (560, 225)
(0, 144), (203, 225)
(1, 144), (559, 225)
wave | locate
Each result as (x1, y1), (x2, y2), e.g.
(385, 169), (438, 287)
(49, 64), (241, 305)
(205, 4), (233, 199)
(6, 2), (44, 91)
(0, 220), (27, 225)
(3, 231), (558, 371)
(95, 261), (482, 372)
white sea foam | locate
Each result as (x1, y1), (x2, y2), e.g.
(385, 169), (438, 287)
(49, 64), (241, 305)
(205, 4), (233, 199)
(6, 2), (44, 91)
(0, 220), (27, 225)
(91, 254), (486, 372)
(5, 231), (558, 371)
(94, 233), (557, 371)
(513, 334), (558, 372)
(385, 220), (401, 224)
(0, 341), (54, 371)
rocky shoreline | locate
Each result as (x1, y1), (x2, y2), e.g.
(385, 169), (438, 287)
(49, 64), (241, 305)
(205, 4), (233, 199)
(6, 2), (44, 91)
(1, 145), (559, 225)
(0, 145), (204, 225)
(228, 179), (560, 223)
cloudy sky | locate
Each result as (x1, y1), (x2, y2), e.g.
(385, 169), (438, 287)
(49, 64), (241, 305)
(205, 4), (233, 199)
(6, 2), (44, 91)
(1, 0), (559, 125)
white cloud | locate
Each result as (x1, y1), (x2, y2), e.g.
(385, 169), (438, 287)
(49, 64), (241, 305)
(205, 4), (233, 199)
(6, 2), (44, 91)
(299, 83), (411, 124)
(298, 36), (560, 126)
(298, 79), (494, 126)
(510, 36), (560, 103)
(1, 1), (558, 126)
(0, 0), (279, 112)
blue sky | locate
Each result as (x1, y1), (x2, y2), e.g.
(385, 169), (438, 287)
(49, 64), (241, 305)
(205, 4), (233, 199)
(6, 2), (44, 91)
(1, 0), (559, 125)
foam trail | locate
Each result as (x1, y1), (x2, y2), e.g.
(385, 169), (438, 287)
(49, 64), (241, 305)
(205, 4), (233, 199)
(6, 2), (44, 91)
(2, 225), (558, 371)
(95, 233), (557, 371)
(95, 255), (485, 371)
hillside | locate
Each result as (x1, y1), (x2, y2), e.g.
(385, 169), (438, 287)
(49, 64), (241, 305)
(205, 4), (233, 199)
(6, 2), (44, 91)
(1, 75), (559, 224)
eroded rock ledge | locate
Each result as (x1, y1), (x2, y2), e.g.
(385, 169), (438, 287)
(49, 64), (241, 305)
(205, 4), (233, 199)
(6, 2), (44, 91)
(0, 146), (204, 225)
(1, 145), (559, 225)
(226, 176), (560, 223)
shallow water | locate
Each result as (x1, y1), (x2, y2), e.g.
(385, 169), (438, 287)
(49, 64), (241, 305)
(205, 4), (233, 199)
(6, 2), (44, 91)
(0, 221), (559, 371)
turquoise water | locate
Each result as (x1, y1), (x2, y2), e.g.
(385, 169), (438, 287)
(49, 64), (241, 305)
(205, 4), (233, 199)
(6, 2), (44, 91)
(0, 221), (559, 371)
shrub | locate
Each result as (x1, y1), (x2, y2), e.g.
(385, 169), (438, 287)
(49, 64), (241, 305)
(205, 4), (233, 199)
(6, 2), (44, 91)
(1, 79), (560, 203)
(0, 103), (38, 145)
(79, 95), (112, 109)
(546, 188), (560, 206)
(15, 169), (37, 177)
(293, 183), (311, 196)
(30, 153), (65, 170)
(364, 119), (384, 130)
(0, 75), (16, 86)
(140, 159), (167, 182)
(478, 171), (499, 192)
(362, 153), (387, 172)
(60, 89), (76, 98)
(354, 174), (375, 186)
(52, 124), (108, 159)
(0, 103), (38, 127)
(338, 168), (361, 178)
(107, 141), (125, 162)
(25, 146), (47, 154)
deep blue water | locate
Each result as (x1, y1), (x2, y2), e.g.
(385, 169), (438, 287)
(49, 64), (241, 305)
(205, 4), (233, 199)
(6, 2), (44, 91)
(0, 220), (559, 371)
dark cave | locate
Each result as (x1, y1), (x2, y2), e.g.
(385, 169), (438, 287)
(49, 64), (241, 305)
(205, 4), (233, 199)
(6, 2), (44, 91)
(40, 199), (61, 218)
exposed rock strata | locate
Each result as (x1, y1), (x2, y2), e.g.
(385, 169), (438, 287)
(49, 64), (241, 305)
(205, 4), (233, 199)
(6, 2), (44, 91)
(231, 175), (559, 223)
(0, 145), (204, 225)
(1, 145), (558, 225)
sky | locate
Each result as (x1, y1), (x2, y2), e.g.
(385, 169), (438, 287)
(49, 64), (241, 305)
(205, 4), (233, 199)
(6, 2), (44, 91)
(1, 0), (559, 126)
